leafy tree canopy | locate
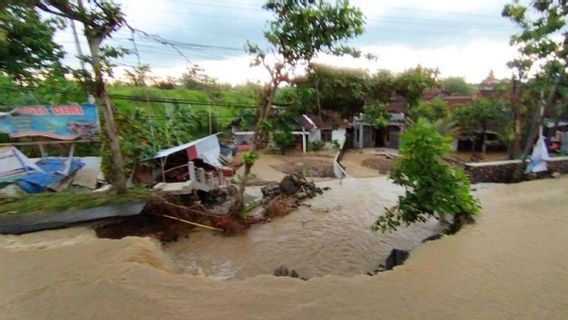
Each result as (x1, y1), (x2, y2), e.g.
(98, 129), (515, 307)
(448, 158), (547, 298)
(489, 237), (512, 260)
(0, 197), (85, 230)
(0, 2), (65, 81)
(394, 66), (439, 108)
(408, 97), (450, 122)
(373, 118), (479, 232)
(442, 77), (475, 96)
(260, 0), (365, 63)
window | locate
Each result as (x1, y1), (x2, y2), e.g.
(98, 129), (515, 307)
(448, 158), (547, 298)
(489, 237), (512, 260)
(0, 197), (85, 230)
(321, 129), (332, 142)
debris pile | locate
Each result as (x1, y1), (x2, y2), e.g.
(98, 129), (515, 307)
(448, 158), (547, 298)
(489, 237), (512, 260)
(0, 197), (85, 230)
(95, 189), (238, 242)
(261, 174), (327, 218)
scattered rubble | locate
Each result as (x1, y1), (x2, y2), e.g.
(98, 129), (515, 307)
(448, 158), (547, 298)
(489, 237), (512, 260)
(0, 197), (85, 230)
(274, 265), (306, 280)
(261, 174), (326, 219)
(95, 174), (328, 241)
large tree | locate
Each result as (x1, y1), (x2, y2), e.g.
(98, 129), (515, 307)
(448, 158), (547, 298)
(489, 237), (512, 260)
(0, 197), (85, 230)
(0, 2), (65, 82)
(503, 0), (568, 163)
(394, 65), (439, 110)
(248, 0), (365, 148)
(34, 0), (128, 193)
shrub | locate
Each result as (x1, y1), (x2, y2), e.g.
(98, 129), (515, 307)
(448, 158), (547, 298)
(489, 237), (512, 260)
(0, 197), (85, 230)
(310, 139), (326, 151)
(373, 118), (480, 233)
(273, 130), (295, 154)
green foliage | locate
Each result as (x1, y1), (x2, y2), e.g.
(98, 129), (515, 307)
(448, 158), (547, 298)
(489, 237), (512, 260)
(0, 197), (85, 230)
(453, 98), (503, 135)
(332, 139), (341, 151)
(261, 0), (365, 62)
(310, 139), (326, 151)
(299, 166), (312, 179)
(362, 102), (390, 127)
(272, 129), (295, 154)
(441, 77), (475, 96)
(395, 66), (439, 108)
(0, 3), (65, 82)
(373, 118), (480, 233)
(0, 188), (149, 215)
(242, 151), (260, 167)
(408, 98), (449, 122)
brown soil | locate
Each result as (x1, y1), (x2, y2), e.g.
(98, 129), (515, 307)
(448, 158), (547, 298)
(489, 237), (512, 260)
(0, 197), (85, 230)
(361, 157), (397, 174)
(271, 158), (334, 178)
(264, 195), (301, 218)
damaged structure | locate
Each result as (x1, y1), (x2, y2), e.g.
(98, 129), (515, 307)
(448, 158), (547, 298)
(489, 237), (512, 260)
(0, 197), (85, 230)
(0, 104), (104, 194)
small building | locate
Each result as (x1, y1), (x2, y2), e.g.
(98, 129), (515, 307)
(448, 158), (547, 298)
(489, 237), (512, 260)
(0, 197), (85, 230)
(299, 110), (352, 149)
(352, 111), (405, 149)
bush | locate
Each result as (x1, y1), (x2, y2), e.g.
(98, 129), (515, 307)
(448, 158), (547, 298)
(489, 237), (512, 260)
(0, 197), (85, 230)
(373, 118), (480, 233)
(310, 139), (326, 151)
(272, 130), (295, 154)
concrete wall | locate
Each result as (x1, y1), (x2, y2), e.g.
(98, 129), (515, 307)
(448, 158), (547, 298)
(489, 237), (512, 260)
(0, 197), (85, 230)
(464, 157), (568, 183)
(309, 130), (321, 144)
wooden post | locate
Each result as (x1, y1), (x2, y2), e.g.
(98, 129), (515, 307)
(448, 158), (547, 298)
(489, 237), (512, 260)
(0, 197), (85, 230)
(38, 143), (47, 158)
(160, 158), (166, 182)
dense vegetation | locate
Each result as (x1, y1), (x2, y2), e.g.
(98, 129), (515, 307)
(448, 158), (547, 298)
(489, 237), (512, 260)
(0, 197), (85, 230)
(373, 118), (479, 233)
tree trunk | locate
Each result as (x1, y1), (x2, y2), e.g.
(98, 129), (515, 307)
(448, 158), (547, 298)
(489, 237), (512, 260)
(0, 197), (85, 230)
(235, 163), (252, 213)
(254, 80), (278, 150)
(519, 69), (563, 172)
(508, 77), (523, 160)
(315, 78), (322, 120)
(87, 37), (128, 193)
(481, 128), (487, 155)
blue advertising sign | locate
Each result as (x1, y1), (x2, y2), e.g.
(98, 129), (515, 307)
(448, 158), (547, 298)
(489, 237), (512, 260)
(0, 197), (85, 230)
(0, 104), (99, 140)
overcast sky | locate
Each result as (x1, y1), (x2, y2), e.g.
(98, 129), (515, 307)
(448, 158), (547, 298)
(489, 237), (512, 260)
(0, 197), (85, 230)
(54, 0), (522, 85)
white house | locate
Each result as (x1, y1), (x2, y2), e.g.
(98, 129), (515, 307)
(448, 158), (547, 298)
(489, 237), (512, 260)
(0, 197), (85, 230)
(299, 111), (352, 149)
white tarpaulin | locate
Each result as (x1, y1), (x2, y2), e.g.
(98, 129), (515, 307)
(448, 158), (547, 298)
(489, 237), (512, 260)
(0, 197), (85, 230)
(154, 134), (222, 168)
(0, 146), (43, 183)
(526, 135), (550, 173)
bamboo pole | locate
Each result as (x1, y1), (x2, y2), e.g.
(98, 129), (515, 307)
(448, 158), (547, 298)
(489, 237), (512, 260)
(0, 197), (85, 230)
(160, 214), (223, 232)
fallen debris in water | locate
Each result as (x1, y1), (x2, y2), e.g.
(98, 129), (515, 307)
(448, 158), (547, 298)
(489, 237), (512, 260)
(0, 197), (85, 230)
(274, 265), (306, 280)
(261, 174), (326, 219)
(368, 248), (410, 276)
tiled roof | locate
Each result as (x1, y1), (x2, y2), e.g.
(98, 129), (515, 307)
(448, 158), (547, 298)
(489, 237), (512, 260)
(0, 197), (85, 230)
(300, 110), (352, 130)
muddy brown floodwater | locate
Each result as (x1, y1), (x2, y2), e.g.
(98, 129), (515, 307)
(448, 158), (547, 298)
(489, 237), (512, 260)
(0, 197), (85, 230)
(166, 177), (442, 279)
(1, 176), (567, 320)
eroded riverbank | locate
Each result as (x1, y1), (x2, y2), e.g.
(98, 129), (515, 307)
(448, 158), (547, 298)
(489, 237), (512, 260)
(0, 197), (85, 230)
(1, 177), (567, 319)
(166, 177), (441, 279)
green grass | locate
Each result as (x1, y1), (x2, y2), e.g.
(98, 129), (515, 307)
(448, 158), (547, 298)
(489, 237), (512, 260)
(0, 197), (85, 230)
(0, 188), (149, 215)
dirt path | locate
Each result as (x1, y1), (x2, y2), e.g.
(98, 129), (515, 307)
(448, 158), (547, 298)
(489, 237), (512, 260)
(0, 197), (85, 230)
(340, 150), (383, 177)
(1, 177), (568, 319)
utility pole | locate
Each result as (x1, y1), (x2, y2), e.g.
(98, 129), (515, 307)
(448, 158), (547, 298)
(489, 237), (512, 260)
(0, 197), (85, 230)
(70, 19), (86, 71)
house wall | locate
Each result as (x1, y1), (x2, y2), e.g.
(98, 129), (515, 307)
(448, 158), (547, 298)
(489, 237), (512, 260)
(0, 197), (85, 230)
(309, 129), (321, 144)
(332, 128), (347, 147)
(363, 126), (376, 148)
(234, 134), (255, 147)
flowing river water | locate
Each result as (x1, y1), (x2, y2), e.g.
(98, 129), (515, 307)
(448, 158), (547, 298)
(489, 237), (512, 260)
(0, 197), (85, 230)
(166, 177), (442, 279)
(1, 176), (567, 320)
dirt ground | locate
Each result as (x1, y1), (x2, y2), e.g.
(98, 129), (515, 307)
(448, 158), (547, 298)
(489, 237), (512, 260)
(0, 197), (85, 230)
(236, 151), (336, 182)
(1, 176), (567, 319)
(340, 150), (384, 178)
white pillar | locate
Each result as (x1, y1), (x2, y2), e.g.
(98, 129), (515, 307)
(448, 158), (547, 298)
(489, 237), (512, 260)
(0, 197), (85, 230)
(197, 168), (206, 184)
(188, 161), (196, 183)
(302, 128), (307, 154)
